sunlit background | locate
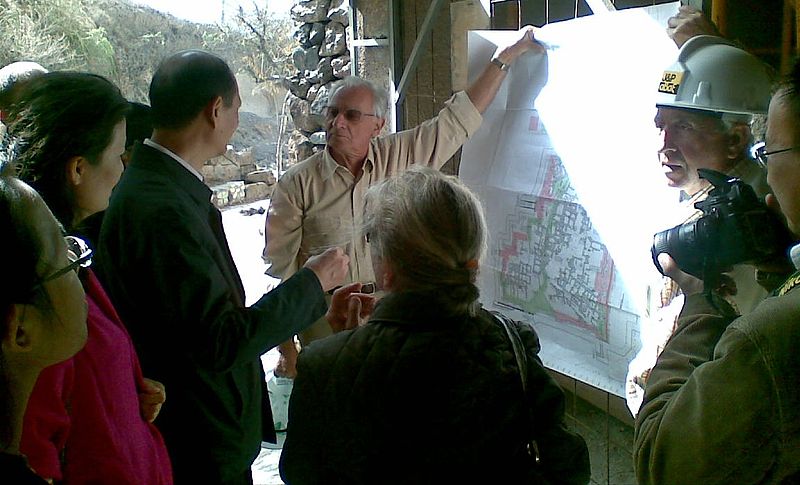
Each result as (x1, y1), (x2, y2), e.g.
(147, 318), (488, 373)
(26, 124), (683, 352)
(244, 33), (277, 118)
(133, 0), (290, 24)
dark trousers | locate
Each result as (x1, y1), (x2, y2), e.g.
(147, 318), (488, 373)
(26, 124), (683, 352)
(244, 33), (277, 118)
(175, 467), (253, 485)
(220, 469), (254, 485)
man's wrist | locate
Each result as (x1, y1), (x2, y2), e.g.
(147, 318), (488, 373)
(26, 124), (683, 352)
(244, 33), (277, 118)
(492, 46), (518, 66)
(490, 57), (510, 71)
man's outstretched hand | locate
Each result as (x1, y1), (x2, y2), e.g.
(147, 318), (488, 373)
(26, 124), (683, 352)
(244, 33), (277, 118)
(305, 247), (349, 292)
(494, 25), (544, 64)
(667, 5), (721, 48)
(326, 282), (376, 333)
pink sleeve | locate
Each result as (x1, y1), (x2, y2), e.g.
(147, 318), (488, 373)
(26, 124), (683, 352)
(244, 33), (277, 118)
(21, 358), (76, 481)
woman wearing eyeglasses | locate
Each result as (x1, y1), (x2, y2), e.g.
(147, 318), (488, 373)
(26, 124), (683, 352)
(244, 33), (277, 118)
(280, 167), (590, 484)
(0, 174), (87, 484)
(8, 72), (173, 484)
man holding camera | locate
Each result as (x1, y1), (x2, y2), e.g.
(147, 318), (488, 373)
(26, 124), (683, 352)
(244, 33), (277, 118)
(633, 60), (800, 485)
(625, 32), (774, 415)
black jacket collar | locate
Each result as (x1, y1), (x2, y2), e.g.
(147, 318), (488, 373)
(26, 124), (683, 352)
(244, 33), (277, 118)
(369, 290), (477, 326)
(129, 143), (212, 208)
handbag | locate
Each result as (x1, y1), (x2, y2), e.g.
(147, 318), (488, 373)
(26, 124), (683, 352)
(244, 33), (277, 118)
(492, 311), (592, 484)
(492, 311), (541, 465)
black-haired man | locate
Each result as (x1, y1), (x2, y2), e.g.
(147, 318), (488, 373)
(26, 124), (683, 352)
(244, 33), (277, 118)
(98, 50), (352, 484)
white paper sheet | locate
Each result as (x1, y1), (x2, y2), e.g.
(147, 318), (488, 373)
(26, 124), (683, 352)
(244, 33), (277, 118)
(460, 3), (681, 396)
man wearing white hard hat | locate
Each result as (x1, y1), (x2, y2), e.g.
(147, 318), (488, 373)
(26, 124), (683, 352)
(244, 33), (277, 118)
(634, 54), (800, 485)
(625, 32), (775, 416)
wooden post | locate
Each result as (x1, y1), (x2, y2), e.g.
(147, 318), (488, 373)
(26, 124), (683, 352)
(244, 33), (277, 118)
(795, 0), (800, 56)
(711, 0), (728, 37)
(781, 0), (795, 74)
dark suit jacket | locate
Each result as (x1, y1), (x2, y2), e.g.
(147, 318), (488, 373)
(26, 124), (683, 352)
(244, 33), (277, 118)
(97, 144), (327, 483)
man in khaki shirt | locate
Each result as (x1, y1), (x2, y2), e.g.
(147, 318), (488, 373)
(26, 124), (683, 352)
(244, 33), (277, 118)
(265, 26), (542, 378)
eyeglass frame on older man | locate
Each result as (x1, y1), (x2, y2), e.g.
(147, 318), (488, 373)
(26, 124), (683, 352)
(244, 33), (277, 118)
(324, 106), (379, 123)
(751, 141), (800, 169)
(29, 235), (93, 295)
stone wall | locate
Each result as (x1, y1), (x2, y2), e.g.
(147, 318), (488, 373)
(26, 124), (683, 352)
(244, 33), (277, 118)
(204, 146), (277, 208)
(206, 0), (351, 208)
(285, 0), (351, 168)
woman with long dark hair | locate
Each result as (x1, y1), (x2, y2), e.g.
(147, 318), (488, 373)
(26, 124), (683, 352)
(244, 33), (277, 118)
(9, 72), (172, 484)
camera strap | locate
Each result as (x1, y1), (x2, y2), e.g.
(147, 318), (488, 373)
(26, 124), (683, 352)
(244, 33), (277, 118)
(776, 270), (800, 297)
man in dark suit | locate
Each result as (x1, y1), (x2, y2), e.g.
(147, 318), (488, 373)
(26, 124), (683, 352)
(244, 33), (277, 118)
(97, 50), (351, 484)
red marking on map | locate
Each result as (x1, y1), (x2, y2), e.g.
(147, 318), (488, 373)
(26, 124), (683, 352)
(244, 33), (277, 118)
(539, 154), (562, 201)
(500, 231), (529, 272)
(553, 310), (598, 333)
(529, 113), (540, 132)
(595, 249), (614, 304)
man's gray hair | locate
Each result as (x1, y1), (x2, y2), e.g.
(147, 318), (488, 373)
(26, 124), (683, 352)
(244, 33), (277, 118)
(719, 116), (756, 160)
(328, 76), (389, 119)
(0, 62), (47, 106)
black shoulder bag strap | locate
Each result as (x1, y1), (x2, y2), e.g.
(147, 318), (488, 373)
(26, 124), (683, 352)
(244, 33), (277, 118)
(493, 311), (541, 464)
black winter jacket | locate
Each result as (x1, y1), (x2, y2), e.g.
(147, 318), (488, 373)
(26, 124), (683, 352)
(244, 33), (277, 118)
(280, 291), (590, 484)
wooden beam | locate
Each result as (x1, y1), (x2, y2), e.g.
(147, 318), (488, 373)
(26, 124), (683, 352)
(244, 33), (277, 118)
(795, 0), (800, 56)
(711, 0), (728, 37)
(395, 0), (445, 104)
(781, 0), (794, 74)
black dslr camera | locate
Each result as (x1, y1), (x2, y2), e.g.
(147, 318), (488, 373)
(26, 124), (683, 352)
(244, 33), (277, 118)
(651, 168), (791, 279)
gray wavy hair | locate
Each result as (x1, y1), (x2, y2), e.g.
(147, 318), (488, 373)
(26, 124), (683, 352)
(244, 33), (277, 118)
(328, 76), (388, 119)
(364, 167), (488, 315)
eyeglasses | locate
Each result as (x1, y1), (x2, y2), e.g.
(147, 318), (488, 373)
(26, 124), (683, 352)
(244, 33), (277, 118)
(325, 106), (378, 123)
(29, 236), (93, 294)
(751, 141), (800, 168)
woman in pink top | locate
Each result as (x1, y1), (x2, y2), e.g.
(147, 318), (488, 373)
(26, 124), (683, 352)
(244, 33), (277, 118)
(8, 72), (172, 484)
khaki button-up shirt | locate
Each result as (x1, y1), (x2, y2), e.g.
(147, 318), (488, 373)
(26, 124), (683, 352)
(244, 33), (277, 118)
(265, 91), (483, 285)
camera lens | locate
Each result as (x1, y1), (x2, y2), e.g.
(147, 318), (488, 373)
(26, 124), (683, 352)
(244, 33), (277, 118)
(651, 219), (708, 278)
(651, 170), (792, 281)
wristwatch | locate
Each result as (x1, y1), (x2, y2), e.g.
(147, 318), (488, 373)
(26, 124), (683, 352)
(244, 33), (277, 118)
(490, 57), (510, 71)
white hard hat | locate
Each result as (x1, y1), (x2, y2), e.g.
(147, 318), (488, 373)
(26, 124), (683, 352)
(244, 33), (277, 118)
(656, 35), (772, 119)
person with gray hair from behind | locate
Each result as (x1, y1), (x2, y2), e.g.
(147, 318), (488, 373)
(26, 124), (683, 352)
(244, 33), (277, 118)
(280, 166), (590, 484)
(265, 26), (543, 380)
